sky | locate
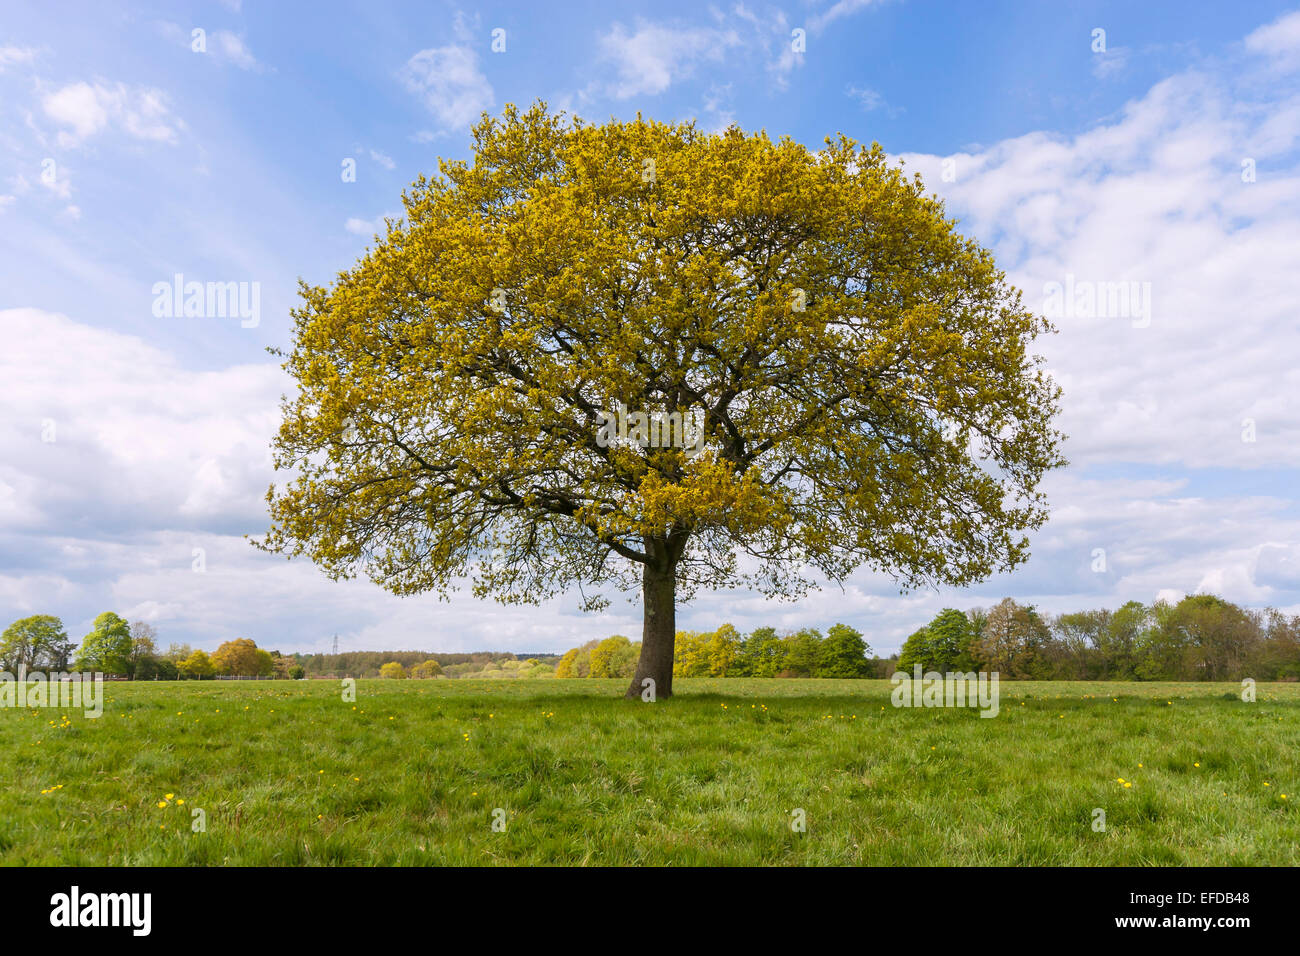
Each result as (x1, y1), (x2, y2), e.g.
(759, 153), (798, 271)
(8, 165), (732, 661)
(2, 0), (1299, 657)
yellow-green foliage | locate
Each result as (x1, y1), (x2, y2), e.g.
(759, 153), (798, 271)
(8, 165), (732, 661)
(260, 102), (1064, 631)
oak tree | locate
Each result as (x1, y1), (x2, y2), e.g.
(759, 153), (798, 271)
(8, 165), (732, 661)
(261, 104), (1064, 699)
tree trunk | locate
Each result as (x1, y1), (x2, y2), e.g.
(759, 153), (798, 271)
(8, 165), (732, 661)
(625, 561), (676, 699)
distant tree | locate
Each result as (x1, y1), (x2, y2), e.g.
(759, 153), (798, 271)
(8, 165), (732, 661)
(672, 631), (711, 677)
(567, 639), (600, 677)
(379, 661), (407, 679)
(1098, 601), (1146, 679)
(1136, 600), (1193, 680)
(127, 621), (160, 680)
(152, 657), (179, 680)
(288, 664), (306, 680)
(211, 638), (274, 676)
(780, 629), (823, 677)
(899, 608), (976, 673)
(704, 624), (743, 677)
(554, 647), (579, 678)
(164, 642), (193, 662)
(971, 599), (1050, 678)
(817, 623), (871, 677)
(271, 653), (297, 679)
(590, 635), (634, 678)
(0, 615), (68, 672)
(1256, 609), (1300, 679)
(734, 626), (786, 677)
(1053, 609), (1108, 679)
(74, 612), (133, 674)
(178, 649), (214, 679)
(897, 628), (928, 673)
(1159, 594), (1259, 681)
(410, 659), (443, 679)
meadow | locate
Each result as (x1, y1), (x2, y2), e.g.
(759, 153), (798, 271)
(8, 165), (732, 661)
(1, 679), (1296, 866)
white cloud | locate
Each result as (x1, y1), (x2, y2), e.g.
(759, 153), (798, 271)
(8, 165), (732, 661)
(211, 30), (261, 71)
(0, 307), (284, 536)
(595, 20), (741, 99)
(1092, 46), (1131, 79)
(402, 42), (493, 129)
(42, 83), (109, 140)
(1244, 9), (1300, 71)
(41, 81), (184, 147)
(0, 45), (38, 70)
(345, 212), (398, 237)
(896, 72), (1300, 472)
(846, 84), (902, 117)
(808, 0), (882, 35)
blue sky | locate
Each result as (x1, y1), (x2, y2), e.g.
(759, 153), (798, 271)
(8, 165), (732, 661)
(2, 1), (1299, 656)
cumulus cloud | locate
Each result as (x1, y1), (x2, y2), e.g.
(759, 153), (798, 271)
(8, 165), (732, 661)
(594, 20), (742, 99)
(1244, 9), (1300, 71)
(41, 80), (184, 146)
(808, 0), (883, 35)
(402, 21), (494, 130)
(0, 45), (38, 70)
(210, 30), (260, 71)
(0, 308), (283, 536)
(896, 71), (1300, 472)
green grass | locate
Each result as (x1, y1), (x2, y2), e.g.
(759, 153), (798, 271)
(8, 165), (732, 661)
(2, 679), (1296, 865)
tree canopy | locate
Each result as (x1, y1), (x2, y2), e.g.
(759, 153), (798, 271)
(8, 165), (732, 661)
(261, 103), (1064, 697)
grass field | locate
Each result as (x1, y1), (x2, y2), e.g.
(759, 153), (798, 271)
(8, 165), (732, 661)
(2, 678), (1297, 865)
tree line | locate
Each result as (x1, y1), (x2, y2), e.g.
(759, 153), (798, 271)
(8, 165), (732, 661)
(0, 612), (298, 679)
(552, 593), (1300, 681)
(555, 624), (885, 679)
(899, 594), (1300, 681)
(7, 592), (1297, 682)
